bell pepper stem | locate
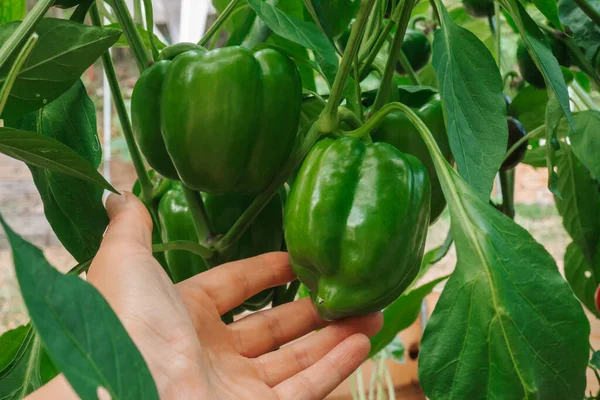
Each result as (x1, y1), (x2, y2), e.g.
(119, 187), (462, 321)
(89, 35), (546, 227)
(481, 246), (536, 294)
(0, 35), (37, 116)
(215, 122), (324, 253)
(338, 107), (363, 129)
(91, 6), (154, 204)
(503, 124), (544, 164)
(111, 0), (152, 72)
(499, 169), (515, 219)
(0, 0), (52, 70)
(152, 240), (215, 259)
(398, 49), (421, 86)
(181, 186), (215, 244)
(321, 0), (376, 133)
(199, 0), (243, 47)
(142, 0), (160, 61)
(372, 0), (415, 112)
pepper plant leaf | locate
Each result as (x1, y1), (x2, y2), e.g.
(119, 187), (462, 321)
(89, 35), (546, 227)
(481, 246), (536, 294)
(431, 0), (507, 199)
(0, 128), (117, 193)
(5, 81), (109, 263)
(0, 216), (159, 400)
(0, 0), (25, 25)
(0, 18), (121, 119)
(418, 132), (589, 399)
(569, 110), (600, 182)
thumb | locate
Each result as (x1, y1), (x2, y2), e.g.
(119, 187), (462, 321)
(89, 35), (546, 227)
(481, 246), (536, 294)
(102, 191), (153, 252)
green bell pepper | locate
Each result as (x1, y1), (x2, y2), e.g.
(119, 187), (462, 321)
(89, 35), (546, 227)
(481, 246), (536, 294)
(517, 37), (570, 89)
(157, 182), (284, 309)
(396, 30), (431, 74)
(158, 182), (209, 283)
(285, 137), (431, 320)
(371, 96), (453, 223)
(131, 46), (301, 195)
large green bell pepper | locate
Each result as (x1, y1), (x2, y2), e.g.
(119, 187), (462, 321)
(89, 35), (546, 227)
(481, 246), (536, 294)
(158, 182), (284, 309)
(285, 137), (431, 320)
(131, 46), (301, 195)
(371, 96), (453, 223)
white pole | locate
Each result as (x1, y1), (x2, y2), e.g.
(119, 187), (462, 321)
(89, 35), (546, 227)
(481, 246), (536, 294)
(179, 0), (211, 43)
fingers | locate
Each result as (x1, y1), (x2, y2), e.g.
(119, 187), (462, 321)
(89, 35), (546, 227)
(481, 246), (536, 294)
(273, 334), (372, 400)
(88, 191), (157, 284)
(254, 312), (383, 387)
(229, 298), (329, 357)
(98, 192), (153, 253)
(176, 252), (295, 315)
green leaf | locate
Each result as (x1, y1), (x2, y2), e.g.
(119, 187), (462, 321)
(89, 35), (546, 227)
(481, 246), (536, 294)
(569, 110), (600, 182)
(564, 241), (600, 317)
(6, 81), (109, 262)
(369, 276), (447, 358)
(432, 0), (507, 199)
(501, 0), (573, 128)
(522, 144), (547, 167)
(544, 92), (563, 198)
(559, 0), (600, 62)
(531, 0), (563, 29)
(0, 0), (25, 24)
(106, 23), (166, 51)
(0, 216), (159, 400)
(0, 325), (44, 399)
(0, 127), (117, 193)
(246, 0), (338, 71)
(0, 18), (121, 119)
(508, 84), (548, 132)
(554, 143), (600, 262)
(419, 158), (590, 399)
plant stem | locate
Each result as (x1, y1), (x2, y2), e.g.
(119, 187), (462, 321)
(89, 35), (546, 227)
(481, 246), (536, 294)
(338, 107), (363, 129)
(182, 185), (214, 243)
(0, 35), (37, 116)
(503, 124), (544, 163)
(143, 0), (160, 61)
(358, 19), (393, 75)
(372, 0), (414, 112)
(0, 0), (52, 70)
(573, 0), (600, 30)
(398, 49), (421, 85)
(199, 0), (242, 47)
(499, 169), (515, 219)
(133, 0), (143, 25)
(495, 2), (502, 75)
(215, 122), (324, 252)
(321, 0), (377, 133)
(110, 0), (152, 72)
(152, 240), (215, 258)
(91, 5), (153, 204)
(572, 80), (600, 111)
(68, 258), (93, 275)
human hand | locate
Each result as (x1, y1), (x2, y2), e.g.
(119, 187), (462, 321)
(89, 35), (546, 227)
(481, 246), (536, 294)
(70, 192), (382, 399)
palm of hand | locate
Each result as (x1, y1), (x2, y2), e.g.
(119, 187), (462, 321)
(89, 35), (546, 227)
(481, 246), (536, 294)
(87, 193), (382, 400)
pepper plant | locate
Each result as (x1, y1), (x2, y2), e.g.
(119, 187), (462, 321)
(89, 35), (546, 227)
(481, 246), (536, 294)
(0, 0), (599, 398)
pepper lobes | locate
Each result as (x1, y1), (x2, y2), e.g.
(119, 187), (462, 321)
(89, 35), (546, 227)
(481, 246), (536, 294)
(285, 137), (431, 320)
(131, 46), (302, 195)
